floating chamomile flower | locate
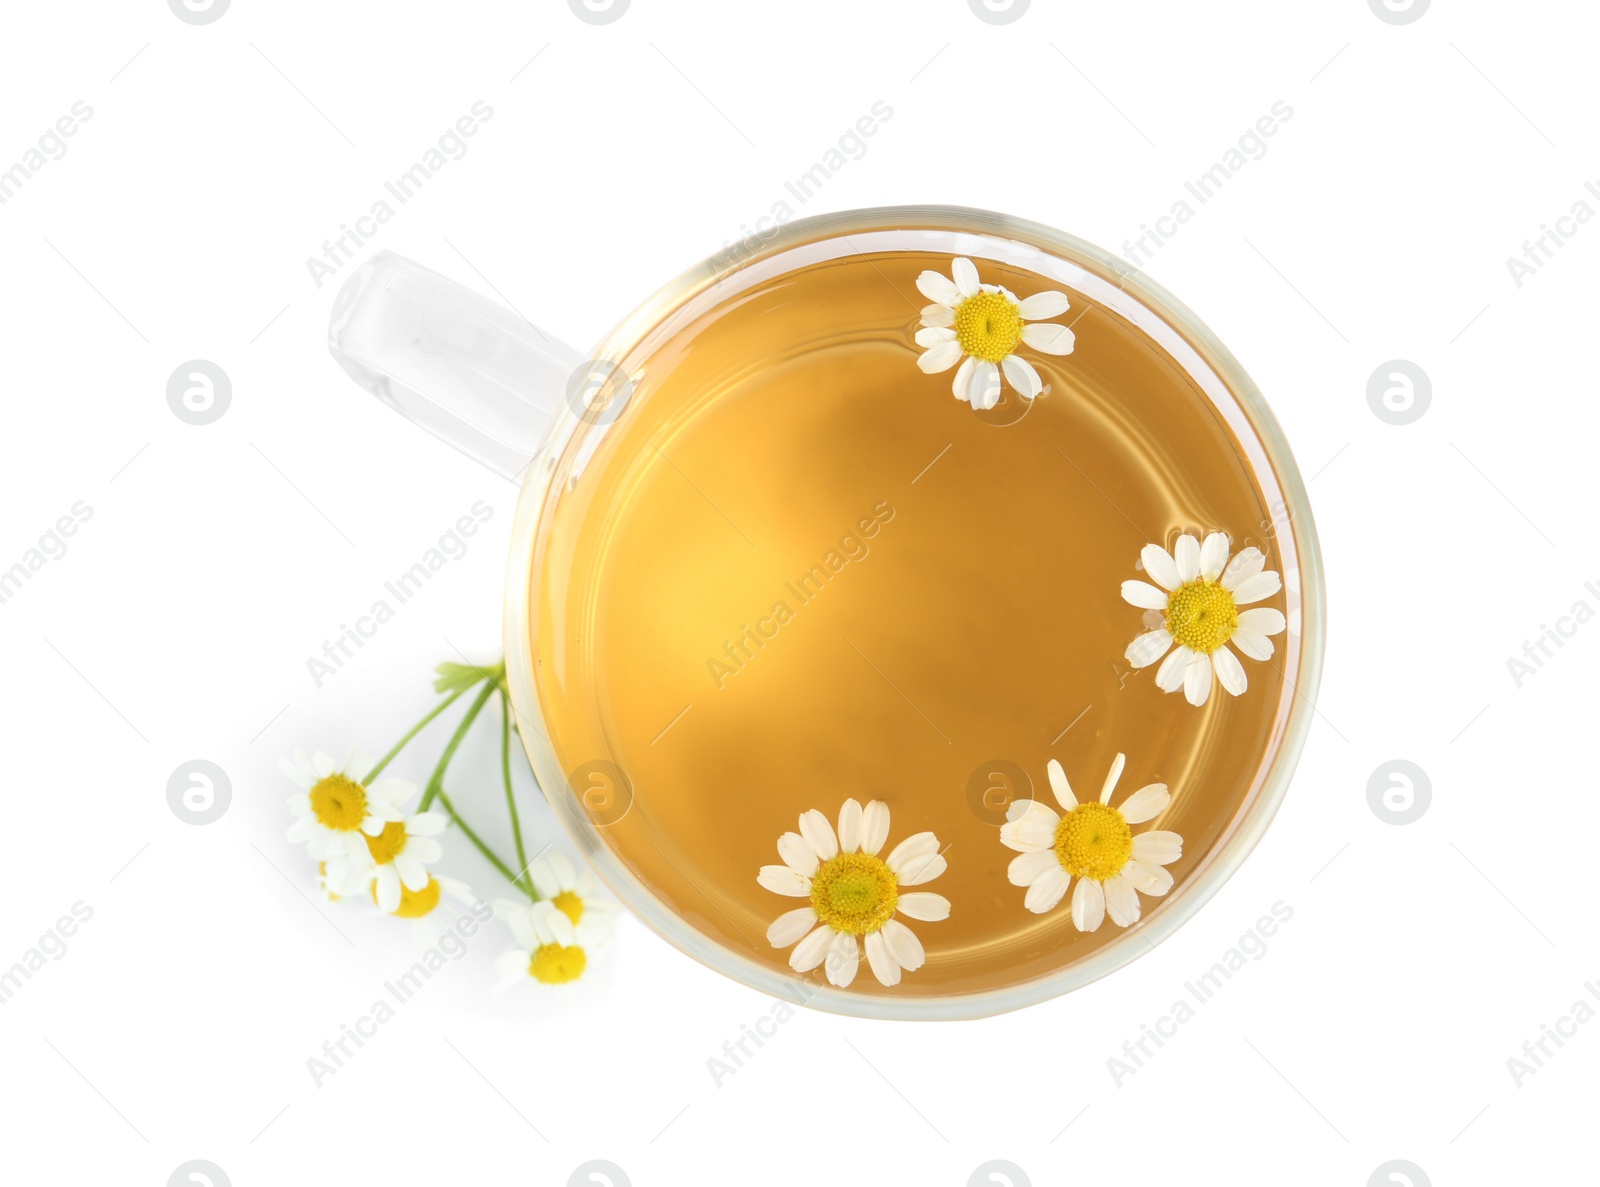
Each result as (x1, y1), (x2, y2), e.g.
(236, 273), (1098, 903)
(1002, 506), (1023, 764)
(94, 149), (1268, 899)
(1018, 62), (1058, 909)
(1001, 754), (1183, 931)
(1121, 532), (1287, 707)
(527, 852), (620, 930)
(758, 799), (950, 988)
(283, 749), (409, 865)
(914, 256), (1076, 410)
(493, 899), (614, 989)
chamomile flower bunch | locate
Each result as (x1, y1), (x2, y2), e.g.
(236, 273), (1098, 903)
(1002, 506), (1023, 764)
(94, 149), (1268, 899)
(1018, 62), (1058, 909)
(285, 659), (619, 989)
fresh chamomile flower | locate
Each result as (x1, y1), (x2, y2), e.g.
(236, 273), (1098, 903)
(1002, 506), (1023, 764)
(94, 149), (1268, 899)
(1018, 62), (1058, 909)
(914, 256), (1076, 410)
(1120, 532), (1288, 707)
(527, 852), (620, 929)
(493, 899), (614, 989)
(1000, 753), (1182, 931)
(330, 807), (448, 913)
(283, 748), (409, 864)
(757, 798), (950, 989)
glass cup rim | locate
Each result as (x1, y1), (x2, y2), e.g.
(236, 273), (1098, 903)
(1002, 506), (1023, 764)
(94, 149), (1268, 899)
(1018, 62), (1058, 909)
(501, 204), (1327, 1020)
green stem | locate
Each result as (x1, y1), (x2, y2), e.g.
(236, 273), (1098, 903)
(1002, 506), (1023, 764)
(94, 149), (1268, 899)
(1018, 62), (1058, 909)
(418, 679), (499, 811)
(435, 790), (534, 899)
(365, 682), (473, 781)
(500, 690), (532, 894)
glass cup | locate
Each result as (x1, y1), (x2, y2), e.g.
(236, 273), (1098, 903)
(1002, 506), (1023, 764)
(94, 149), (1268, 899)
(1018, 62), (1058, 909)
(328, 205), (1325, 1020)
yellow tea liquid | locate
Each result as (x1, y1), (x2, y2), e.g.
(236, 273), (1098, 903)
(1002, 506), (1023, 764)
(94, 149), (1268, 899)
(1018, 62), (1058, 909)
(530, 250), (1286, 998)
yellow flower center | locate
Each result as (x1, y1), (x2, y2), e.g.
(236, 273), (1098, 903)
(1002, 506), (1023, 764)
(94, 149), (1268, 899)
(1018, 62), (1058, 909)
(373, 876), (442, 918)
(309, 774), (369, 831)
(1054, 802), (1134, 881)
(953, 291), (1023, 363)
(363, 820), (408, 865)
(553, 890), (584, 926)
(529, 943), (587, 984)
(1165, 579), (1239, 654)
(809, 852), (898, 935)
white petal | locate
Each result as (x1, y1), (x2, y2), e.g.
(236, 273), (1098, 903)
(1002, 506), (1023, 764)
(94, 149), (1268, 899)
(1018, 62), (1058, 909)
(777, 831), (819, 877)
(1122, 858), (1174, 896)
(1024, 865), (1071, 913)
(865, 931), (901, 986)
(1047, 758), (1077, 810)
(1213, 646), (1248, 696)
(1133, 830), (1184, 865)
(286, 792), (310, 817)
(917, 340), (964, 374)
(1008, 849), (1060, 887)
(1230, 626), (1275, 661)
(1118, 783), (1170, 825)
(1199, 532), (1230, 580)
(1237, 607), (1287, 636)
(1125, 629), (1174, 669)
(405, 836), (442, 864)
(860, 801), (890, 856)
(896, 852), (947, 886)
(1121, 580), (1170, 611)
(885, 831), (938, 872)
(1001, 354), (1042, 399)
(395, 853), (430, 892)
(1099, 753), (1126, 804)
(798, 809), (838, 861)
(286, 816), (315, 843)
(312, 751), (337, 778)
(881, 920), (924, 972)
(896, 892), (951, 921)
(1104, 874), (1142, 927)
(767, 907), (819, 947)
(1020, 321), (1075, 355)
(952, 256), (981, 298)
(916, 270), (961, 306)
(824, 932), (859, 988)
(1220, 547), (1266, 591)
(914, 326), (956, 348)
(789, 925), (834, 972)
(1071, 878), (1105, 932)
(1174, 534), (1200, 582)
(758, 865), (812, 896)
(407, 812), (446, 836)
(1230, 570), (1282, 605)
(837, 799), (863, 854)
(1183, 654), (1213, 705)
(1016, 290), (1070, 319)
(966, 360), (1002, 409)
(1155, 645), (1195, 692)
(375, 865), (401, 913)
(951, 355), (976, 402)
(1000, 800), (1060, 852)
(920, 302), (955, 328)
(1140, 544), (1181, 592)
(360, 814), (388, 837)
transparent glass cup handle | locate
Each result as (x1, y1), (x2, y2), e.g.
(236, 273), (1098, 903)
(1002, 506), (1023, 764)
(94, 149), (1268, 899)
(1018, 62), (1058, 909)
(327, 251), (583, 482)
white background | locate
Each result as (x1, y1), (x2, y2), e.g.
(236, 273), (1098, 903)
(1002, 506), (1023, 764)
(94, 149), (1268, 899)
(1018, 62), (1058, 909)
(1, 1), (1593, 1184)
